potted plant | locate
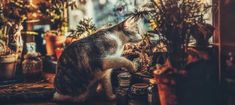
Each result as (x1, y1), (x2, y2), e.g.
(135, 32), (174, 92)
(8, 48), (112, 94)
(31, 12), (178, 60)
(132, 0), (215, 105)
(38, 0), (78, 57)
(0, 42), (18, 80)
(65, 18), (97, 45)
(0, 0), (31, 81)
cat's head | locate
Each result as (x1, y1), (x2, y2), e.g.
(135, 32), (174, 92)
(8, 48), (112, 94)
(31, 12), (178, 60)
(117, 16), (143, 43)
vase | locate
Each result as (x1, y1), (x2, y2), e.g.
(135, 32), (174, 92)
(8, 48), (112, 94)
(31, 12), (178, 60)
(55, 48), (64, 60)
(45, 31), (56, 56)
(22, 52), (43, 80)
(45, 31), (66, 56)
(0, 54), (18, 81)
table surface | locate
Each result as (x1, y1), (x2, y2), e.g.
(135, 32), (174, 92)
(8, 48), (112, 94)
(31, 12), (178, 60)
(0, 73), (150, 105)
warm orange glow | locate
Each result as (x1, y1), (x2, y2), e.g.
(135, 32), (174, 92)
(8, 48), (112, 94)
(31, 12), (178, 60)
(32, 13), (37, 18)
(149, 78), (157, 84)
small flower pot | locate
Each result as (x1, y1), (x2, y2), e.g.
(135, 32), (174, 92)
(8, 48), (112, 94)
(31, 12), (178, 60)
(0, 54), (18, 81)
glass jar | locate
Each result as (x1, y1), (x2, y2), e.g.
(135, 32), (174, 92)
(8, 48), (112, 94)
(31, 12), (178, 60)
(22, 52), (43, 80)
(118, 72), (131, 89)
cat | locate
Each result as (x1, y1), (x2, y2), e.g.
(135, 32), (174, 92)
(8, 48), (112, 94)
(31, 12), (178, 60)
(53, 16), (143, 103)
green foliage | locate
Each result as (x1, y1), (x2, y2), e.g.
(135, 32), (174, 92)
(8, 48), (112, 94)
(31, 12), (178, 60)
(0, 0), (34, 32)
(2, 0), (32, 23)
(0, 0), (32, 55)
(128, 0), (215, 68)
(76, 18), (96, 35)
(38, 2), (64, 29)
(38, 0), (78, 30)
(68, 18), (96, 39)
(144, 0), (214, 51)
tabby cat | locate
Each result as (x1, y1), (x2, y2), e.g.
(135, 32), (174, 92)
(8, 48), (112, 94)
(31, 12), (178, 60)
(53, 16), (143, 103)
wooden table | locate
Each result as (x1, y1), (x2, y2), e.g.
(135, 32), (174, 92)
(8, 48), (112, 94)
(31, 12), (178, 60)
(0, 73), (150, 105)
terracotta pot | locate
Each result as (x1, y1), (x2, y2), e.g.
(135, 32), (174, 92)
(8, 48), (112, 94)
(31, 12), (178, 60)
(45, 31), (56, 56)
(45, 31), (66, 56)
(157, 83), (177, 105)
(154, 70), (178, 105)
(0, 54), (18, 80)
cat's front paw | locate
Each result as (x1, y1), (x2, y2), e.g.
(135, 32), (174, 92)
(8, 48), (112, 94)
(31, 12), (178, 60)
(129, 62), (137, 73)
(96, 83), (103, 93)
(106, 94), (116, 101)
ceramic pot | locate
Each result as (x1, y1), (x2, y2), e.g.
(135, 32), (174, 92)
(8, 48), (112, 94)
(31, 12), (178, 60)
(45, 31), (66, 56)
(0, 54), (18, 80)
(131, 83), (149, 96)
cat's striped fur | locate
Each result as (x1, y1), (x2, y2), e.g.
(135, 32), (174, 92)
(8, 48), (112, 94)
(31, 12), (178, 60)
(53, 16), (142, 103)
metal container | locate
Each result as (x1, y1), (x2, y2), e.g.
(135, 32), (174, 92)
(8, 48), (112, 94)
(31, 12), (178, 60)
(118, 72), (131, 89)
(148, 84), (160, 105)
(131, 83), (149, 96)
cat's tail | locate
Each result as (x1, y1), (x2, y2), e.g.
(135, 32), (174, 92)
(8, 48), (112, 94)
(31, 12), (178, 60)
(53, 92), (88, 103)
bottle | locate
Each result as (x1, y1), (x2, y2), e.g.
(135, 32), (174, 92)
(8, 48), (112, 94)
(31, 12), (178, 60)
(147, 84), (160, 105)
(147, 84), (154, 105)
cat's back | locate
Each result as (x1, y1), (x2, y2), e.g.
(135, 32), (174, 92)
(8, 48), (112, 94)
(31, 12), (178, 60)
(54, 31), (108, 96)
(63, 29), (118, 58)
(66, 30), (105, 48)
(57, 29), (119, 72)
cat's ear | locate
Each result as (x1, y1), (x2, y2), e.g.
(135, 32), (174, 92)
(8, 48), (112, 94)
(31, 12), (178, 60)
(122, 16), (140, 28)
